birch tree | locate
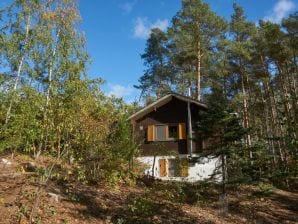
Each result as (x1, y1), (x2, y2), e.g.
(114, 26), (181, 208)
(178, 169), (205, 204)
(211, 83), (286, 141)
(1, 0), (39, 124)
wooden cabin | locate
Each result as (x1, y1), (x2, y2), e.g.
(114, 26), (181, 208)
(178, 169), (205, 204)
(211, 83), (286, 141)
(129, 93), (221, 182)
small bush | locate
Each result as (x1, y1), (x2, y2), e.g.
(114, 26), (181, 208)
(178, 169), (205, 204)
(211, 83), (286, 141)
(253, 183), (274, 197)
(150, 181), (212, 205)
(126, 193), (159, 218)
(114, 192), (160, 223)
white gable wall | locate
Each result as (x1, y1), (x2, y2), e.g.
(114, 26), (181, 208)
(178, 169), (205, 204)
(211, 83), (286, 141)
(137, 155), (222, 182)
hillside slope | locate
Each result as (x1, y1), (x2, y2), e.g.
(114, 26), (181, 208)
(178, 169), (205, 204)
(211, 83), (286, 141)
(0, 155), (297, 224)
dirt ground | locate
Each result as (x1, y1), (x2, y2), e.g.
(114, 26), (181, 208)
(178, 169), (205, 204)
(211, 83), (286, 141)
(0, 155), (297, 224)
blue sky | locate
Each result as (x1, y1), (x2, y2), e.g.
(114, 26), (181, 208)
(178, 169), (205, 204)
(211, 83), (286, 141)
(78, 0), (297, 102)
(1, 0), (297, 102)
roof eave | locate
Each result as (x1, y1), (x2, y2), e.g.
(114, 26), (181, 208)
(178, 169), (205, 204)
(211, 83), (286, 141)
(128, 94), (173, 121)
(128, 93), (207, 121)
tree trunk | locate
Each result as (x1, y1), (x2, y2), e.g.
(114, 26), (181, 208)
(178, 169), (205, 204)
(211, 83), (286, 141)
(152, 155), (156, 177)
(36, 29), (60, 157)
(220, 153), (228, 217)
(260, 55), (285, 164)
(239, 65), (252, 159)
(5, 13), (31, 124)
(196, 40), (201, 101)
(261, 81), (276, 164)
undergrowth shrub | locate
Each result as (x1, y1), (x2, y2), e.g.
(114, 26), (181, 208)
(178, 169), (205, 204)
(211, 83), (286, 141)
(253, 182), (275, 197)
(150, 181), (213, 205)
(113, 192), (160, 224)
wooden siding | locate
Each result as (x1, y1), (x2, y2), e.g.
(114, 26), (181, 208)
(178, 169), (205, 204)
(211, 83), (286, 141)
(133, 97), (204, 156)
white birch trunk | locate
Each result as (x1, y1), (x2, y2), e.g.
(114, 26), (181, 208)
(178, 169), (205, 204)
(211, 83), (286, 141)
(36, 29), (61, 157)
(5, 13), (31, 124)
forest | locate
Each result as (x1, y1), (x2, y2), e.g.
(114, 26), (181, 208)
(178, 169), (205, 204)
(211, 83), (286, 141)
(136, 0), (297, 187)
(0, 0), (297, 223)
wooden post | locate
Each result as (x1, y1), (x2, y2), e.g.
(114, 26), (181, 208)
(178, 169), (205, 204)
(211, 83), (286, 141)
(187, 101), (193, 157)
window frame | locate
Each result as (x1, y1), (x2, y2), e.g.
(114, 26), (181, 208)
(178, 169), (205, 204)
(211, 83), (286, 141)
(154, 125), (167, 141)
(168, 125), (178, 140)
(167, 158), (189, 177)
(154, 124), (179, 142)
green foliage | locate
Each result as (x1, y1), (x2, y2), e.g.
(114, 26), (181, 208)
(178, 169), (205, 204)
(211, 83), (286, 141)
(135, 28), (173, 98)
(0, 0), (296, 190)
(0, 0), (139, 187)
(168, 0), (227, 97)
(65, 190), (84, 202)
(126, 193), (158, 218)
(135, 1), (297, 186)
(149, 181), (213, 205)
(253, 183), (275, 197)
(112, 191), (161, 224)
(196, 88), (249, 187)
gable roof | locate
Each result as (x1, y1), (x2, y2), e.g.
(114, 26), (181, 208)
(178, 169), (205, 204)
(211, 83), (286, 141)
(128, 93), (207, 121)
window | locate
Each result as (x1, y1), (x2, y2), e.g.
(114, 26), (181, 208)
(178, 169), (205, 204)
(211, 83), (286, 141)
(147, 123), (186, 142)
(167, 158), (189, 177)
(155, 125), (178, 141)
(168, 159), (179, 177)
(180, 159), (189, 177)
(168, 125), (178, 139)
(155, 125), (167, 141)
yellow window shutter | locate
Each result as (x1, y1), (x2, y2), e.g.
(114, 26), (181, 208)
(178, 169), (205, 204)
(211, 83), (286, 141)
(147, 125), (155, 141)
(159, 159), (166, 177)
(178, 123), (186, 140)
(180, 159), (189, 177)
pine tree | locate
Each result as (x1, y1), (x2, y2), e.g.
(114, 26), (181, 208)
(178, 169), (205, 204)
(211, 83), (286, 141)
(135, 28), (172, 99)
(168, 0), (226, 100)
(196, 87), (247, 215)
(227, 3), (256, 159)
